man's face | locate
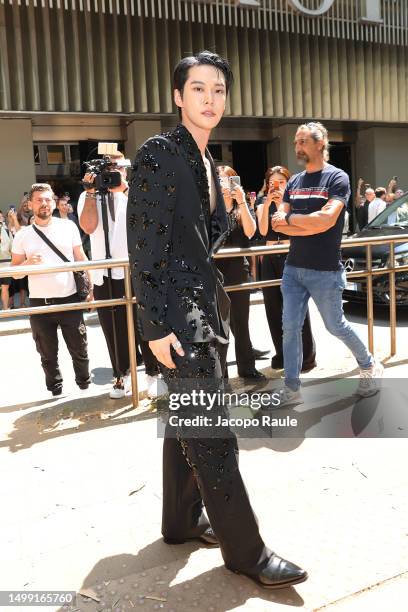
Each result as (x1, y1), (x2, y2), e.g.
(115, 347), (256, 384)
(294, 128), (322, 166)
(174, 64), (227, 132)
(29, 190), (54, 220)
(365, 189), (375, 202)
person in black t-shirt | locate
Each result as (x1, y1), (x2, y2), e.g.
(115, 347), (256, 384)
(271, 122), (383, 406)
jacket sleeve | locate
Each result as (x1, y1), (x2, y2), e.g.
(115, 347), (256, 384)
(127, 137), (177, 341)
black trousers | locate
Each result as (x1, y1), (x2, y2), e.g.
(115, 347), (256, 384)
(29, 294), (90, 392)
(94, 278), (158, 378)
(261, 254), (316, 366)
(161, 341), (271, 572)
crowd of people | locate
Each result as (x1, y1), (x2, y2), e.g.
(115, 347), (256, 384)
(2, 135), (392, 400)
(354, 176), (403, 229)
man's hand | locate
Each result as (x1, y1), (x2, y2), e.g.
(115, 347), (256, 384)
(271, 210), (287, 228)
(82, 173), (96, 193)
(25, 253), (43, 265)
(149, 332), (185, 369)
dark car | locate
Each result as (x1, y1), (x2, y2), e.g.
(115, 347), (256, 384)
(342, 193), (408, 306)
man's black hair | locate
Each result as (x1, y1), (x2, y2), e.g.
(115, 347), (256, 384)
(173, 50), (233, 118)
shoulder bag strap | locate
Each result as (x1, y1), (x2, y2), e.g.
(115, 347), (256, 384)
(32, 224), (70, 263)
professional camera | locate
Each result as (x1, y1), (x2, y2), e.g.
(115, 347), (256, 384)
(83, 143), (131, 192)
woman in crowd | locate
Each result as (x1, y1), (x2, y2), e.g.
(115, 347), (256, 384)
(217, 165), (266, 379)
(8, 198), (30, 307)
(0, 211), (13, 310)
(257, 165), (316, 371)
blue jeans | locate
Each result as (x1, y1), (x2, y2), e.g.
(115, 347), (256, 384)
(282, 265), (373, 391)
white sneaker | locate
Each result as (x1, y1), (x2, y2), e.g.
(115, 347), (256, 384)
(124, 373), (132, 395)
(356, 359), (384, 397)
(109, 377), (125, 399)
(276, 386), (304, 408)
(146, 374), (168, 400)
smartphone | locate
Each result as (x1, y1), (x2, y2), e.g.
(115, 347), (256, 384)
(273, 179), (280, 190)
(9, 206), (15, 213)
(229, 175), (241, 189)
(250, 191), (256, 198)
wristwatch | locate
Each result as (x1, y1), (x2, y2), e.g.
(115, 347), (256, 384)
(285, 212), (292, 225)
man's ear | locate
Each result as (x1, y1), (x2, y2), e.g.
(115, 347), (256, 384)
(174, 89), (183, 109)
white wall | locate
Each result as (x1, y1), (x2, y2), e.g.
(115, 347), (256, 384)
(0, 119), (36, 211)
(356, 127), (408, 191)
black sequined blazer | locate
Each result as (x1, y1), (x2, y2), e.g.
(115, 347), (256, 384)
(127, 124), (231, 344)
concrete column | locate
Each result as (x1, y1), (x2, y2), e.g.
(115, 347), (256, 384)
(356, 127), (408, 190)
(272, 124), (298, 174)
(125, 120), (162, 160)
(0, 119), (36, 210)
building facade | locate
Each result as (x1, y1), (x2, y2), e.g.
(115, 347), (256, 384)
(1, 0), (408, 214)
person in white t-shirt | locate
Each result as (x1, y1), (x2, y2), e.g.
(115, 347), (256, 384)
(12, 183), (91, 397)
(78, 152), (161, 400)
(367, 187), (386, 224)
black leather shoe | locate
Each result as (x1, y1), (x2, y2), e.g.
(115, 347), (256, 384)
(230, 553), (308, 589)
(239, 368), (266, 380)
(253, 348), (270, 359)
(51, 387), (63, 397)
(301, 361), (317, 373)
(271, 356), (284, 369)
(163, 526), (219, 547)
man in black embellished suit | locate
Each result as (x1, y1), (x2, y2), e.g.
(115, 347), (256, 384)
(127, 51), (307, 588)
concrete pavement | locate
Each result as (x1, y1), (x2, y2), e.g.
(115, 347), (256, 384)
(1, 296), (408, 611)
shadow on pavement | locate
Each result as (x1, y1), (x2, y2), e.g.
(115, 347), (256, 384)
(1, 359), (400, 454)
(0, 397), (56, 414)
(91, 367), (115, 385)
(57, 539), (304, 612)
(0, 394), (155, 453)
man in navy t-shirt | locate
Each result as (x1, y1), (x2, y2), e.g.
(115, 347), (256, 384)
(271, 122), (383, 405)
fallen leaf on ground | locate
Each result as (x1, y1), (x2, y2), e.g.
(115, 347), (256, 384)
(129, 484), (146, 496)
(78, 588), (100, 602)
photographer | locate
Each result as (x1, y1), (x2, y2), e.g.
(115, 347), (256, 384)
(78, 151), (160, 399)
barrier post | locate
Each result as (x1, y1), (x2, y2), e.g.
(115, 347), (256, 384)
(366, 244), (374, 354)
(124, 266), (139, 408)
(389, 242), (397, 356)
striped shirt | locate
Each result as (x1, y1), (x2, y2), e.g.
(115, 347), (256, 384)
(283, 164), (350, 271)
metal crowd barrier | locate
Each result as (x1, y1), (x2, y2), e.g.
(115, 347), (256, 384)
(216, 233), (408, 358)
(1, 232), (407, 408)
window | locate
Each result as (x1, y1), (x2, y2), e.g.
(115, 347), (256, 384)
(47, 145), (65, 164)
(33, 145), (40, 164)
(69, 144), (80, 162)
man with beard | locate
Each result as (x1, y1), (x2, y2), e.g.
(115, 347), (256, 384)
(12, 183), (91, 396)
(127, 51), (308, 588)
(271, 122), (383, 405)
